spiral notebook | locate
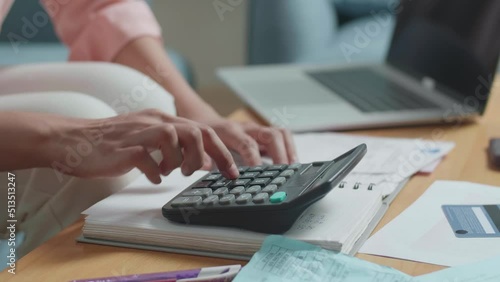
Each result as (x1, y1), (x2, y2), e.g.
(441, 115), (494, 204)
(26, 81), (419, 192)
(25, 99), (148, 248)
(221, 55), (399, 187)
(78, 170), (408, 260)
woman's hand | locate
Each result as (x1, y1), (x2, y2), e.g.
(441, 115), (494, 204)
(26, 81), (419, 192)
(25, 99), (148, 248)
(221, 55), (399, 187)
(44, 109), (240, 184)
(188, 115), (297, 166)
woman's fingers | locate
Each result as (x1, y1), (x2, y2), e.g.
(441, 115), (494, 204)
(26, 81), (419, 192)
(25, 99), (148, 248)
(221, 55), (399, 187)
(167, 119), (239, 179)
(119, 146), (162, 184)
(119, 121), (238, 179)
(243, 123), (296, 164)
(216, 123), (262, 166)
(120, 124), (183, 175)
(197, 125), (239, 178)
(174, 124), (205, 176)
(279, 127), (298, 163)
(246, 126), (287, 164)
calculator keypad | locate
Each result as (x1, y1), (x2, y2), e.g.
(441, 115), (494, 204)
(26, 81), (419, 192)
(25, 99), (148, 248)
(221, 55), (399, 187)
(262, 184), (278, 194)
(246, 185), (261, 195)
(271, 177), (287, 186)
(279, 170), (295, 178)
(250, 178), (272, 187)
(252, 193), (269, 204)
(219, 194), (236, 205)
(182, 188), (212, 197)
(211, 179), (232, 189)
(203, 195), (219, 205)
(236, 193), (252, 204)
(229, 186), (246, 196)
(231, 179), (252, 188)
(171, 196), (202, 207)
(170, 164), (303, 208)
(213, 187), (229, 197)
(240, 172), (259, 179)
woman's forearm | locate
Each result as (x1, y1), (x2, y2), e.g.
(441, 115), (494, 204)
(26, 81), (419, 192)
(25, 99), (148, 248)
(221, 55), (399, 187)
(113, 37), (220, 120)
(0, 112), (53, 171)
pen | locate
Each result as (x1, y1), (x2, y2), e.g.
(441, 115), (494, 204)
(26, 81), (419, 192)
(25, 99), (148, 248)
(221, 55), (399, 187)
(70, 265), (241, 282)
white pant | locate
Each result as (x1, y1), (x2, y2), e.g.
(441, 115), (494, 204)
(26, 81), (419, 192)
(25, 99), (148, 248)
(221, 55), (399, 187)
(0, 62), (176, 258)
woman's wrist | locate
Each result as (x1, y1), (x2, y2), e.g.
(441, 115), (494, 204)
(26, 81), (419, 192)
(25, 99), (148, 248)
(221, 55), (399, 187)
(0, 112), (62, 170)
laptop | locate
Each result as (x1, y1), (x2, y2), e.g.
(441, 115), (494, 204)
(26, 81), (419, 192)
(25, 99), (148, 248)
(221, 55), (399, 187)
(218, 0), (500, 132)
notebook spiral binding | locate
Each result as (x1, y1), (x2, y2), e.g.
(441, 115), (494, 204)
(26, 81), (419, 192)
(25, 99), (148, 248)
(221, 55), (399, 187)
(338, 181), (376, 190)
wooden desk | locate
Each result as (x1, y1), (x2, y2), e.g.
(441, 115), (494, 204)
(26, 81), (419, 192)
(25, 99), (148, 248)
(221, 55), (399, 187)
(3, 80), (500, 281)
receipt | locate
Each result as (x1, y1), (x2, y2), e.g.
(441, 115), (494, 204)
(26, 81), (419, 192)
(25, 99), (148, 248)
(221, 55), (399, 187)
(234, 236), (500, 282)
(234, 236), (412, 282)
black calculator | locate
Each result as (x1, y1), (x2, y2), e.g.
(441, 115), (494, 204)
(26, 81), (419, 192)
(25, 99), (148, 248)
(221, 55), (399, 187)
(162, 144), (367, 233)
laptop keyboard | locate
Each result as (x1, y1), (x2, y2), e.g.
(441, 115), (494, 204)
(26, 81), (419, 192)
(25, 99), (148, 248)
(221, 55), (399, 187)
(307, 68), (441, 112)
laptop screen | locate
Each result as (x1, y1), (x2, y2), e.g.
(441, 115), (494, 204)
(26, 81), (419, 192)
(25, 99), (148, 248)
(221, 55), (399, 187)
(387, 0), (500, 113)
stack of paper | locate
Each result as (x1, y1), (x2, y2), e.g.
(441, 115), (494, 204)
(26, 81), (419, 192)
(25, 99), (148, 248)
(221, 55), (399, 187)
(79, 133), (455, 258)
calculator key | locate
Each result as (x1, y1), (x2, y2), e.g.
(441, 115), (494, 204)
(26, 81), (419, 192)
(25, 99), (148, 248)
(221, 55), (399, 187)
(213, 187), (229, 197)
(240, 172), (260, 179)
(171, 196), (203, 207)
(192, 181), (213, 188)
(250, 178), (272, 187)
(287, 163), (302, 171)
(219, 194), (236, 205)
(253, 193), (269, 204)
(204, 174), (221, 182)
(211, 179), (232, 189)
(279, 170), (295, 178)
(246, 185), (261, 195)
(270, 191), (287, 203)
(259, 170), (280, 178)
(267, 164), (287, 171)
(229, 186), (246, 196)
(182, 188), (212, 198)
(238, 166), (249, 173)
(202, 195), (219, 206)
(230, 178), (252, 188)
(271, 177), (287, 186)
(262, 184), (278, 194)
(247, 165), (267, 172)
(236, 193), (253, 204)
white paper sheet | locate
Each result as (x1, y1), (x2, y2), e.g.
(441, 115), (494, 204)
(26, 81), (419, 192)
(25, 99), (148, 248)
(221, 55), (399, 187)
(359, 181), (500, 266)
(293, 133), (454, 180)
(418, 158), (443, 174)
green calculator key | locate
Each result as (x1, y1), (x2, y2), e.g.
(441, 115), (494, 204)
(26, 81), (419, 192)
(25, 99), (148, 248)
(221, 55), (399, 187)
(270, 191), (287, 203)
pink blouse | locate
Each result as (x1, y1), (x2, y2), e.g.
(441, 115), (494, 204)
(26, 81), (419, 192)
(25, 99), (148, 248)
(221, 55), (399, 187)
(0, 0), (162, 61)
